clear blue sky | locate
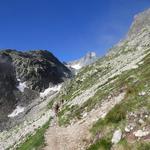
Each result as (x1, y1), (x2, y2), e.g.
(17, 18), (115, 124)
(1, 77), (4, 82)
(0, 0), (150, 61)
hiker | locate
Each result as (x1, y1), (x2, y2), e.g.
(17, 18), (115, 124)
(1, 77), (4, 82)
(54, 103), (60, 116)
(60, 99), (64, 105)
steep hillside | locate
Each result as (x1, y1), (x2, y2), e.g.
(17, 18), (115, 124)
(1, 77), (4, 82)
(0, 50), (71, 91)
(0, 8), (150, 150)
(0, 49), (71, 132)
(43, 8), (150, 150)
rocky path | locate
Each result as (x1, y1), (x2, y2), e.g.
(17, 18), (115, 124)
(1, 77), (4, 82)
(44, 92), (126, 150)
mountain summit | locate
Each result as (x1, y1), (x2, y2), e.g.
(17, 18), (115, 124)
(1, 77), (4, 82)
(68, 51), (97, 70)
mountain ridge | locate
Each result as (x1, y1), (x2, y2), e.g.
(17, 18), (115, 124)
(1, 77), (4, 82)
(0, 49), (72, 131)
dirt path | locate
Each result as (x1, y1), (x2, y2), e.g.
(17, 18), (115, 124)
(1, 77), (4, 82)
(44, 92), (125, 150)
(44, 122), (90, 150)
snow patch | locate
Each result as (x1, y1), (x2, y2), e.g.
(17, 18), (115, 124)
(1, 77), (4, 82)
(71, 64), (82, 70)
(17, 79), (28, 92)
(111, 129), (122, 144)
(8, 106), (25, 118)
(40, 84), (62, 98)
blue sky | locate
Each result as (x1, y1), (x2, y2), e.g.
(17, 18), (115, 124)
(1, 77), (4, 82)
(0, 0), (150, 61)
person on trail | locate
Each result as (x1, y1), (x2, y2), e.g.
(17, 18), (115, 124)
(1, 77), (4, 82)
(54, 103), (60, 116)
(60, 99), (64, 106)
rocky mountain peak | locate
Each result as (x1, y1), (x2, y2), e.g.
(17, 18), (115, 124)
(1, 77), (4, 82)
(85, 51), (96, 58)
(127, 8), (150, 38)
(0, 50), (71, 92)
(67, 51), (97, 70)
(108, 8), (150, 56)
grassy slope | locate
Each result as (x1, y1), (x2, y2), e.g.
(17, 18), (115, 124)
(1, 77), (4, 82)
(87, 53), (150, 150)
(57, 55), (119, 126)
(16, 119), (51, 150)
(56, 45), (147, 126)
(14, 51), (150, 150)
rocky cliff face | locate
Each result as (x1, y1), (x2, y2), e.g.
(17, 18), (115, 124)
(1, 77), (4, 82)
(128, 8), (150, 38)
(0, 53), (17, 122)
(0, 49), (71, 131)
(0, 50), (71, 92)
(108, 8), (150, 56)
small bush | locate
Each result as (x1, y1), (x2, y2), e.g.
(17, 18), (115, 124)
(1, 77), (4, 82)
(138, 143), (150, 150)
(90, 119), (106, 135)
(87, 138), (112, 150)
(90, 103), (127, 135)
(105, 103), (127, 124)
(48, 100), (54, 109)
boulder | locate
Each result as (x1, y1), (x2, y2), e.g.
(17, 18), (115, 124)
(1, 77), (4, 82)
(111, 129), (122, 144)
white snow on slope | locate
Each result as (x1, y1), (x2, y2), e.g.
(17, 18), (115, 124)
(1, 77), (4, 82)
(8, 106), (25, 118)
(17, 79), (28, 92)
(71, 64), (82, 70)
(40, 84), (62, 98)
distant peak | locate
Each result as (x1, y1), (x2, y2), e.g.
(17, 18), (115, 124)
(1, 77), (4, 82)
(127, 8), (150, 38)
(85, 52), (96, 58)
(67, 51), (97, 70)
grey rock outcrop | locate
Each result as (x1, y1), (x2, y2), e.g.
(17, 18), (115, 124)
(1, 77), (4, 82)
(0, 49), (71, 92)
(128, 8), (150, 38)
(0, 53), (17, 122)
(0, 49), (71, 130)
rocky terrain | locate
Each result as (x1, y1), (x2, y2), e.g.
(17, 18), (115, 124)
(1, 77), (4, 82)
(0, 50), (71, 131)
(0, 8), (150, 150)
(0, 50), (71, 91)
(0, 53), (17, 127)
